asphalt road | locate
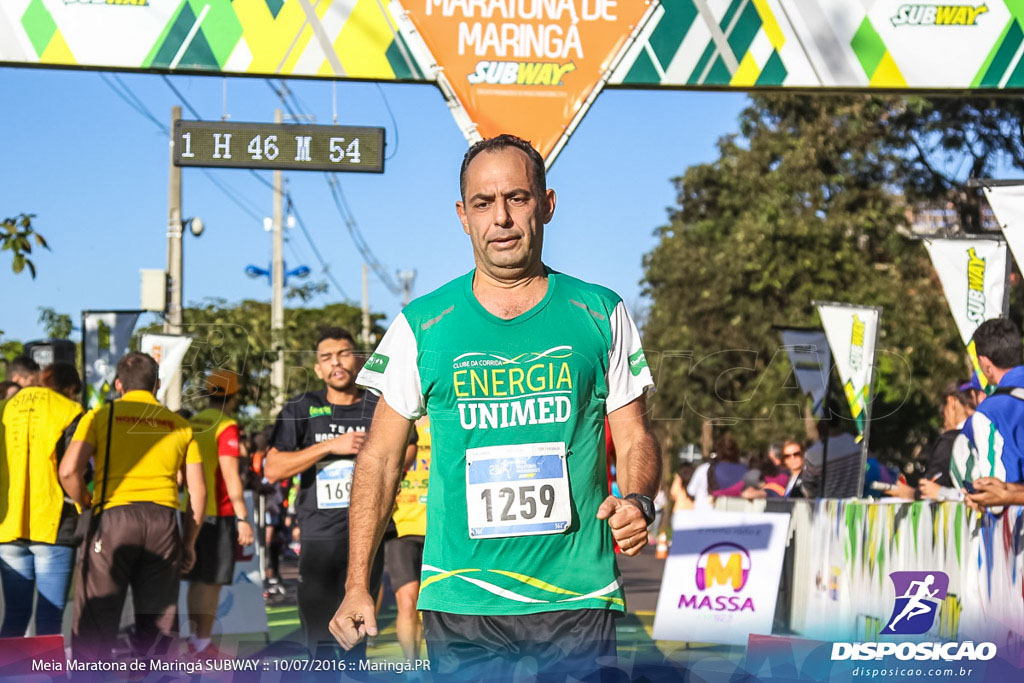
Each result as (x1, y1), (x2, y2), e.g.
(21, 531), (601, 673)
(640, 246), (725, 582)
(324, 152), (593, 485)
(617, 543), (667, 613)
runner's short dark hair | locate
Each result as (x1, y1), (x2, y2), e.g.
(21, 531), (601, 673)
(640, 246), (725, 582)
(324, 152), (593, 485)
(41, 362), (81, 395)
(9, 355), (40, 376)
(972, 318), (1023, 369)
(675, 463), (696, 490)
(460, 134), (546, 201)
(116, 352), (160, 393)
(711, 434), (741, 463)
(315, 327), (356, 351)
(944, 380), (978, 411)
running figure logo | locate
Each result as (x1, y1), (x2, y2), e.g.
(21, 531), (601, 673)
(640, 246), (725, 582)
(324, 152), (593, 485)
(880, 571), (949, 635)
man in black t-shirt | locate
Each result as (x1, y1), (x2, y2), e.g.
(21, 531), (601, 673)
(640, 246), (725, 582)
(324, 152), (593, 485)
(265, 327), (415, 659)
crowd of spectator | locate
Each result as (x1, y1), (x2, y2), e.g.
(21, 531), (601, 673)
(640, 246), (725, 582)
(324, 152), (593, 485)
(3, 314), (1024, 660)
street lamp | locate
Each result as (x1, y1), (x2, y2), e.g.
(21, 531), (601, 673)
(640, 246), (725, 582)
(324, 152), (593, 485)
(245, 262), (310, 286)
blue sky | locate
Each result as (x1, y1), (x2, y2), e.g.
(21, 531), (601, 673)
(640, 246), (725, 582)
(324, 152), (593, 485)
(0, 66), (748, 343)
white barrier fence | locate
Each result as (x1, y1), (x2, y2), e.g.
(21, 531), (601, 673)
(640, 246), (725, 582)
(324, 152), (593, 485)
(708, 499), (1023, 664)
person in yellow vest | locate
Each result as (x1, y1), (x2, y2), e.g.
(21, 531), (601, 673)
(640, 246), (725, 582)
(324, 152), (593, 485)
(183, 369), (254, 657)
(385, 415), (431, 660)
(60, 352), (206, 660)
(0, 375), (83, 636)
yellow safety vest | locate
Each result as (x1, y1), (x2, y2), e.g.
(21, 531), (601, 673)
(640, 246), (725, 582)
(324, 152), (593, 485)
(0, 387), (82, 543)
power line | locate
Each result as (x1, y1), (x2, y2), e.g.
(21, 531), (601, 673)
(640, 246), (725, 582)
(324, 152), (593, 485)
(267, 78), (404, 299)
(286, 195), (353, 302)
(375, 83), (400, 160)
(265, 79), (387, 303)
(284, 80), (317, 121)
(161, 75), (201, 120)
(324, 174), (401, 296)
(135, 73), (350, 301)
(104, 73), (266, 221)
(100, 73), (166, 131)
(202, 175), (263, 222)
(266, 79), (301, 121)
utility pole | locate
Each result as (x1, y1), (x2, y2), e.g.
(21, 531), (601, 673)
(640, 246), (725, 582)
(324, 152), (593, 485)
(165, 105), (183, 410)
(271, 108), (286, 409)
(397, 269), (417, 307)
(361, 263), (371, 347)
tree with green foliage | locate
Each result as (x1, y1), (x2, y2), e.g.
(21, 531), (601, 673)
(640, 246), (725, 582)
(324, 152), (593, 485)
(37, 307), (73, 340)
(887, 97), (1024, 234)
(2, 213), (48, 278)
(153, 298), (385, 422)
(640, 94), (1013, 464)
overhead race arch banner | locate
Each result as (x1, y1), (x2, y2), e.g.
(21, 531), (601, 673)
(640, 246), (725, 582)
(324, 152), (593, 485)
(609, 0), (1017, 90)
(5, 1), (1024, 162)
(389, 0), (655, 163)
(923, 237), (1009, 389)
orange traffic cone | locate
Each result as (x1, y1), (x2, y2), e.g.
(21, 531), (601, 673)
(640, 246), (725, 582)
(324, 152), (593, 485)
(655, 531), (669, 560)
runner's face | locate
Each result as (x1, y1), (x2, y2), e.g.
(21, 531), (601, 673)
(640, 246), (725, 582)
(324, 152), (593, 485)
(314, 338), (358, 392)
(456, 147), (555, 279)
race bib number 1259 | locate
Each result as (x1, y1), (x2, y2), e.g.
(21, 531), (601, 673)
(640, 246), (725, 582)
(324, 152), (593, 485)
(465, 442), (571, 539)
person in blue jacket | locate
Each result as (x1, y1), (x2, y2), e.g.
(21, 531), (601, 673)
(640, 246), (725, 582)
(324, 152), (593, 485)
(956, 318), (1024, 488)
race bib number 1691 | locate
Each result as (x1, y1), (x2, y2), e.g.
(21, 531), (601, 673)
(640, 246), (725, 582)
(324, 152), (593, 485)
(465, 442), (571, 539)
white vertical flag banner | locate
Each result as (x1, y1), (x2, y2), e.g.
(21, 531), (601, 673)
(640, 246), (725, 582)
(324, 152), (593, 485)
(140, 333), (193, 405)
(815, 304), (881, 441)
(82, 311), (141, 408)
(923, 238), (1008, 389)
(984, 186), (1024, 269)
(778, 329), (832, 419)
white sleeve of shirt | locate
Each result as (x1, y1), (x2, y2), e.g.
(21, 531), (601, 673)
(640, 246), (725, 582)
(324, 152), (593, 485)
(948, 432), (972, 488)
(967, 412), (1007, 481)
(356, 313), (425, 420)
(687, 462), (709, 500)
(606, 300), (655, 414)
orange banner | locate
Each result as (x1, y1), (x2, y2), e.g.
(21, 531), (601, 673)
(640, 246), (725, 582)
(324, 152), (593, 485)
(400, 0), (650, 159)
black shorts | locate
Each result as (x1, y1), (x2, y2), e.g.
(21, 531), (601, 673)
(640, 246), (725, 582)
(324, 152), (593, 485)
(422, 609), (618, 682)
(385, 535), (424, 590)
(297, 537), (384, 660)
(184, 516), (237, 585)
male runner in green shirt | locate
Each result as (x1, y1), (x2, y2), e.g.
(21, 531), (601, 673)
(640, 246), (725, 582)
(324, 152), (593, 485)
(330, 134), (661, 679)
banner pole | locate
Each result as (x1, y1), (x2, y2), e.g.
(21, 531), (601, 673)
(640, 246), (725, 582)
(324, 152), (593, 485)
(820, 387), (831, 497)
(856, 306), (884, 499)
(1003, 242), (1012, 317)
(80, 311), (88, 408)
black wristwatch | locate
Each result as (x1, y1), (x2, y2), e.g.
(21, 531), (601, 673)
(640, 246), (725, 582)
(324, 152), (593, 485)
(624, 493), (655, 525)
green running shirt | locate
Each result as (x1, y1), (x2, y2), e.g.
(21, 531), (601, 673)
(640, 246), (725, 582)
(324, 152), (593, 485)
(357, 268), (654, 616)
